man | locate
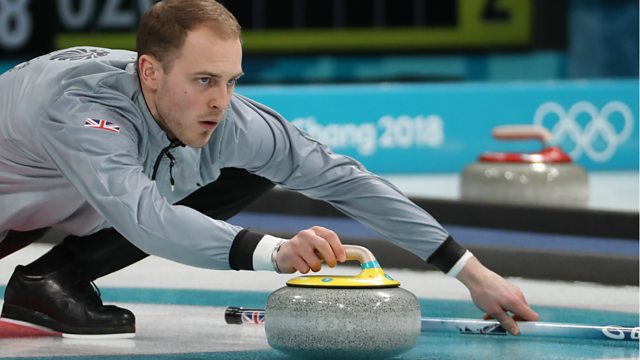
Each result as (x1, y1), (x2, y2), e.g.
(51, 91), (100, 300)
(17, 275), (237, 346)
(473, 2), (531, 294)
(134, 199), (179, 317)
(0, 0), (537, 338)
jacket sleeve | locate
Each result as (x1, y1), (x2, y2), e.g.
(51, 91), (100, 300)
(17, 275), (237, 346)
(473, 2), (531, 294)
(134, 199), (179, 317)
(34, 91), (242, 269)
(222, 94), (467, 269)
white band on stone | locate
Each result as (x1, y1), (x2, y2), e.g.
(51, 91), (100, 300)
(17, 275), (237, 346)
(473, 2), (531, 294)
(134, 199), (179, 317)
(253, 235), (288, 272)
(446, 250), (474, 278)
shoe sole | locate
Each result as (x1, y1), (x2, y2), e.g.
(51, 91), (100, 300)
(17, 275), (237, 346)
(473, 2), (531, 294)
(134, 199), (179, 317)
(1, 303), (136, 339)
(0, 317), (61, 337)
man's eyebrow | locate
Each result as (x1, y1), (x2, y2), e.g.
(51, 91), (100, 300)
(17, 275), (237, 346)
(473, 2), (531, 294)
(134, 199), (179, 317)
(194, 71), (244, 79)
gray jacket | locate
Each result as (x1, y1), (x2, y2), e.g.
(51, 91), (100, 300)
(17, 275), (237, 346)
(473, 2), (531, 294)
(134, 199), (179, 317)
(0, 47), (462, 271)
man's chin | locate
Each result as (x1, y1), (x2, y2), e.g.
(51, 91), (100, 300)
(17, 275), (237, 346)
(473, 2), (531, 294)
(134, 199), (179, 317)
(182, 133), (213, 148)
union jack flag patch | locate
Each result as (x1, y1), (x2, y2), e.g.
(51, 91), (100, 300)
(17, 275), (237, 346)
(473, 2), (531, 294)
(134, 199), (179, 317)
(83, 118), (120, 133)
(241, 310), (265, 324)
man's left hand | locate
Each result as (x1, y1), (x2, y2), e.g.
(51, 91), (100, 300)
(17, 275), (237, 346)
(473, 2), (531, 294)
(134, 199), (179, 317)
(456, 256), (539, 335)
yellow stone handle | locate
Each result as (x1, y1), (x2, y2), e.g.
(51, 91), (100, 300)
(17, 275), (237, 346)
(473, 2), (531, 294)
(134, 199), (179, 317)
(286, 245), (399, 287)
(344, 245), (388, 280)
(344, 245), (377, 265)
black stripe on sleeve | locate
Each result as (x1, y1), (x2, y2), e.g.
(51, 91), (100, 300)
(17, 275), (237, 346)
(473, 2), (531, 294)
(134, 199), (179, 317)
(228, 229), (265, 270)
(426, 236), (467, 273)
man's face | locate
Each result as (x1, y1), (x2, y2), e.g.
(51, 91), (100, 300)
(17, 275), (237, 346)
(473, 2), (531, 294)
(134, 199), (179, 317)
(153, 27), (243, 147)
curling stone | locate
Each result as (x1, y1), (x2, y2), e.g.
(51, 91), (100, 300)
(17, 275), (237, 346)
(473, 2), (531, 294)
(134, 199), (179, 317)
(265, 245), (420, 360)
(461, 125), (588, 207)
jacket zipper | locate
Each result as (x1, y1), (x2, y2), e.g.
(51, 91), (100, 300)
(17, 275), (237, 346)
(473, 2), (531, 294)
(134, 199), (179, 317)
(151, 140), (183, 191)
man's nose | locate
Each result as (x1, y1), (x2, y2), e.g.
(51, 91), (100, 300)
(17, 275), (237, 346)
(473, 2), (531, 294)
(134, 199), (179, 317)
(208, 84), (232, 110)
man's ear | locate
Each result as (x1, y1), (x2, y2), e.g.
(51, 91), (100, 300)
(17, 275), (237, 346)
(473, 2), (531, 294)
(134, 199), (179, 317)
(138, 54), (161, 90)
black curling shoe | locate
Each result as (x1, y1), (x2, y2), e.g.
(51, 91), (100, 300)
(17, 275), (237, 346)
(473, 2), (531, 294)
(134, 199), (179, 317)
(1, 265), (135, 338)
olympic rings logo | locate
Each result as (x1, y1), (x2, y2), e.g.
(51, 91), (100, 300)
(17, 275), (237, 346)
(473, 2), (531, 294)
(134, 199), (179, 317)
(533, 101), (634, 162)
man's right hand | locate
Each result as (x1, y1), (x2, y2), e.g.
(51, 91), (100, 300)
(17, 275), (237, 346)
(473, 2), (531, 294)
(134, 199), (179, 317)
(275, 226), (347, 273)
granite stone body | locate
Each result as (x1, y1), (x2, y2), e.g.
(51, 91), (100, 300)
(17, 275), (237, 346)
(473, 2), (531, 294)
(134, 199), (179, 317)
(265, 286), (421, 360)
(461, 162), (589, 207)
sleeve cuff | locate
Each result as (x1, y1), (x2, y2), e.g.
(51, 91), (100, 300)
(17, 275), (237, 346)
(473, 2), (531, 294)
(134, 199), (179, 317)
(445, 250), (474, 278)
(426, 236), (468, 273)
(252, 234), (288, 271)
(228, 229), (264, 270)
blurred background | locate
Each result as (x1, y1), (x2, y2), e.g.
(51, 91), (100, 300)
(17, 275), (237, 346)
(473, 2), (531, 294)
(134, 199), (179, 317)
(0, 0), (637, 283)
(2, 0), (636, 205)
(1, 0), (638, 82)
(1, 1), (637, 177)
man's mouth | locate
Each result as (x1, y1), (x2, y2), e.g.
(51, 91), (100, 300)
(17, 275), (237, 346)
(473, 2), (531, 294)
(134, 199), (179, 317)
(199, 120), (219, 130)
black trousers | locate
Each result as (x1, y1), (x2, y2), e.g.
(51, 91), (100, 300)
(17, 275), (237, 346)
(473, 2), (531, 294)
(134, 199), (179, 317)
(0, 169), (275, 280)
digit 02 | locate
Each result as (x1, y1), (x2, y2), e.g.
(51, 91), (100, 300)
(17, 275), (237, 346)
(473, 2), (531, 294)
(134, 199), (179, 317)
(56, 0), (154, 30)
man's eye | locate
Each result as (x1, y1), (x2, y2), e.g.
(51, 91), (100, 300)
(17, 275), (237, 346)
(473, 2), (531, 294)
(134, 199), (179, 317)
(227, 78), (238, 86)
(197, 77), (211, 85)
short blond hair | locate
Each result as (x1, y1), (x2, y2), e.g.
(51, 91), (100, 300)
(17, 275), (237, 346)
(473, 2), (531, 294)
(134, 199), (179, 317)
(136, 0), (241, 71)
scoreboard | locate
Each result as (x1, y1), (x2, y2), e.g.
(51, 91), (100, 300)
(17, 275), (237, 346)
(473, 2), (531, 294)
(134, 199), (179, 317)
(223, 0), (533, 52)
(0, 0), (538, 57)
(0, 0), (152, 57)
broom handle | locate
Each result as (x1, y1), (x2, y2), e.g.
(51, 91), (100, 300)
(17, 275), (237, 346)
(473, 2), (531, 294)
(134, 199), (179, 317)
(224, 307), (639, 342)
